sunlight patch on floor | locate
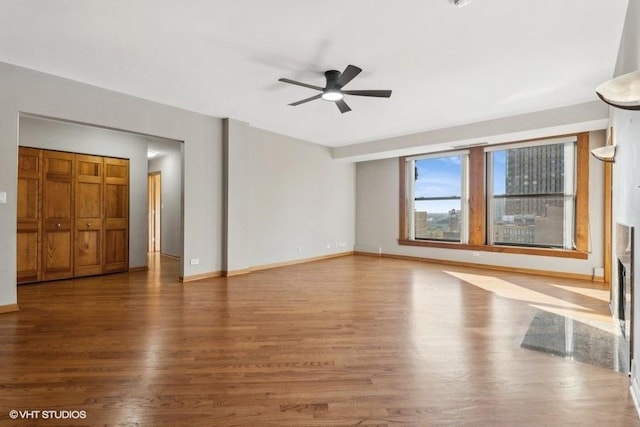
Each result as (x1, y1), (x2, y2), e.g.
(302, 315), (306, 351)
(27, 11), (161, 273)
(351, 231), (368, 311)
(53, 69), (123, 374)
(444, 271), (616, 333)
(550, 283), (610, 302)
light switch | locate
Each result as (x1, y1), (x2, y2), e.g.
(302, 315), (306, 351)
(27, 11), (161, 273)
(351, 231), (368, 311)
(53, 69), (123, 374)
(0, 192), (6, 204)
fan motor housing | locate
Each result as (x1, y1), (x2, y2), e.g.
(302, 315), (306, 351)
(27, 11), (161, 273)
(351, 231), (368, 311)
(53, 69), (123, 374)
(325, 70), (341, 89)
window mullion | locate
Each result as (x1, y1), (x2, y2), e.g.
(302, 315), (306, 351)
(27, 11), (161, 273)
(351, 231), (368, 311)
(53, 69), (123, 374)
(563, 142), (576, 249)
(461, 154), (469, 244)
(408, 159), (415, 240)
(486, 152), (495, 245)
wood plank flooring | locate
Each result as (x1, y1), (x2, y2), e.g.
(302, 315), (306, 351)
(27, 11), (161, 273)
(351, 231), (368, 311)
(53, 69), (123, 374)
(1, 254), (639, 426)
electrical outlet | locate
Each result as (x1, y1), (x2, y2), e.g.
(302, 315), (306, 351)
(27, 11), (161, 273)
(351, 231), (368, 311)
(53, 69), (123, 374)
(190, 258), (199, 265)
(472, 252), (480, 257)
(0, 191), (6, 204)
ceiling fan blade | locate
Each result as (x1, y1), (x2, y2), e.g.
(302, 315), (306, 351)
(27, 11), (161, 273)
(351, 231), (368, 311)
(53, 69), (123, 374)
(278, 78), (324, 91)
(342, 89), (392, 98)
(335, 99), (352, 113)
(288, 93), (323, 106)
(336, 65), (362, 88)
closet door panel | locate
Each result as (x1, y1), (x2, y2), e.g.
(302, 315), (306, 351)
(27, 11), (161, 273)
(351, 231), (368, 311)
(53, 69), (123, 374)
(75, 155), (104, 277)
(17, 147), (42, 283)
(103, 157), (129, 273)
(105, 225), (128, 266)
(42, 151), (74, 281)
(17, 232), (39, 280)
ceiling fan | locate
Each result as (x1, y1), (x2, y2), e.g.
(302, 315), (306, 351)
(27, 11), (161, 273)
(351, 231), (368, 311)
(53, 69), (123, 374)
(278, 64), (392, 113)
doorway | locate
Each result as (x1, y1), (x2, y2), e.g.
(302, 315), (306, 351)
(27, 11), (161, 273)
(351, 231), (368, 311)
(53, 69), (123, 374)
(148, 172), (161, 253)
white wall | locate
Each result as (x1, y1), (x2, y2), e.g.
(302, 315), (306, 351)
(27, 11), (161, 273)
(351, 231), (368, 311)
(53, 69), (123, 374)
(148, 147), (183, 258)
(223, 119), (251, 273)
(19, 116), (149, 269)
(612, 109), (640, 374)
(247, 126), (355, 268)
(355, 130), (606, 278)
(610, 0), (640, 403)
(0, 61), (223, 307)
(223, 119), (356, 272)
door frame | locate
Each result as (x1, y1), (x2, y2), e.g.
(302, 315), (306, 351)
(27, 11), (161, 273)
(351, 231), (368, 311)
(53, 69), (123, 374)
(148, 171), (161, 253)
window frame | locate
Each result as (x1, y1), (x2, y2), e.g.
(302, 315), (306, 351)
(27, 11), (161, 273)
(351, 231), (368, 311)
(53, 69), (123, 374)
(398, 133), (589, 259)
(485, 136), (576, 250)
(406, 151), (469, 243)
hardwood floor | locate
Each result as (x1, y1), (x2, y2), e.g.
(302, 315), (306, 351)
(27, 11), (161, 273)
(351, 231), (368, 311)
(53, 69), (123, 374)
(1, 254), (639, 426)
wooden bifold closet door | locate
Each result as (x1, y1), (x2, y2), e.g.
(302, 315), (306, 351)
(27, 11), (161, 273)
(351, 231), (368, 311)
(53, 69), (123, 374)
(42, 150), (75, 281)
(74, 154), (104, 277)
(104, 157), (129, 273)
(16, 147), (129, 284)
(17, 148), (42, 283)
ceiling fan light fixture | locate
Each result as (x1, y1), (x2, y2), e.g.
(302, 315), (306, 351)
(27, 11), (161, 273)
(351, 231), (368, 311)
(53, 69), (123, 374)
(322, 90), (343, 101)
(279, 64), (390, 113)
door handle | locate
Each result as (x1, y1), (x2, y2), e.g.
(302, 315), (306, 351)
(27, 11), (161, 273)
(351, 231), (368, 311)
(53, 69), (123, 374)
(56, 223), (61, 228)
(87, 223), (92, 228)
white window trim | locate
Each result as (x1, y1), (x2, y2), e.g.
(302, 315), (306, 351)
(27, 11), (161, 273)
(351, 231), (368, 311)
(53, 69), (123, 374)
(564, 142), (576, 249)
(485, 139), (577, 249)
(405, 151), (470, 243)
(407, 160), (416, 240)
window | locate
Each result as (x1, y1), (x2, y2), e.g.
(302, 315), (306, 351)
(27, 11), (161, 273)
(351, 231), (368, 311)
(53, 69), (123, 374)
(405, 152), (469, 243)
(399, 133), (589, 259)
(486, 138), (576, 249)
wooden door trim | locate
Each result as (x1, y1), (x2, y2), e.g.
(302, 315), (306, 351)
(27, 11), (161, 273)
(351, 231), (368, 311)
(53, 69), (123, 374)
(148, 172), (161, 253)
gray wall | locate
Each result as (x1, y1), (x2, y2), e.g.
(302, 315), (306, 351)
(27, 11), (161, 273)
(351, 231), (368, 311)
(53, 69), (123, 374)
(611, 0), (640, 402)
(355, 130), (606, 278)
(0, 61), (223, 306)
(223, 119), (251, 273)
(148, 147), (183, 258)
(247, 126), (355, 268)
(223, 119), (355, 273)
(19, 116), (149, 269)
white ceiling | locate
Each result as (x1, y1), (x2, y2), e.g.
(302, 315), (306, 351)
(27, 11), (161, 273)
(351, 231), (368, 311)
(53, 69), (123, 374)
(0, 0), (629, 148)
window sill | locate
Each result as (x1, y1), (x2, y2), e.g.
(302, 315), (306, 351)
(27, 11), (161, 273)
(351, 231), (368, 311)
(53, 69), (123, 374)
(397, 239), (588, 260)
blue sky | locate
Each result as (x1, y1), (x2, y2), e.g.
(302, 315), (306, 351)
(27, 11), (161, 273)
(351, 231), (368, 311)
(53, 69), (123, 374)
(415, 156), (461, 198)
(492, 151), (506, 194)
(414, 156), (461, 213)
(414, 152), (506, 214)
